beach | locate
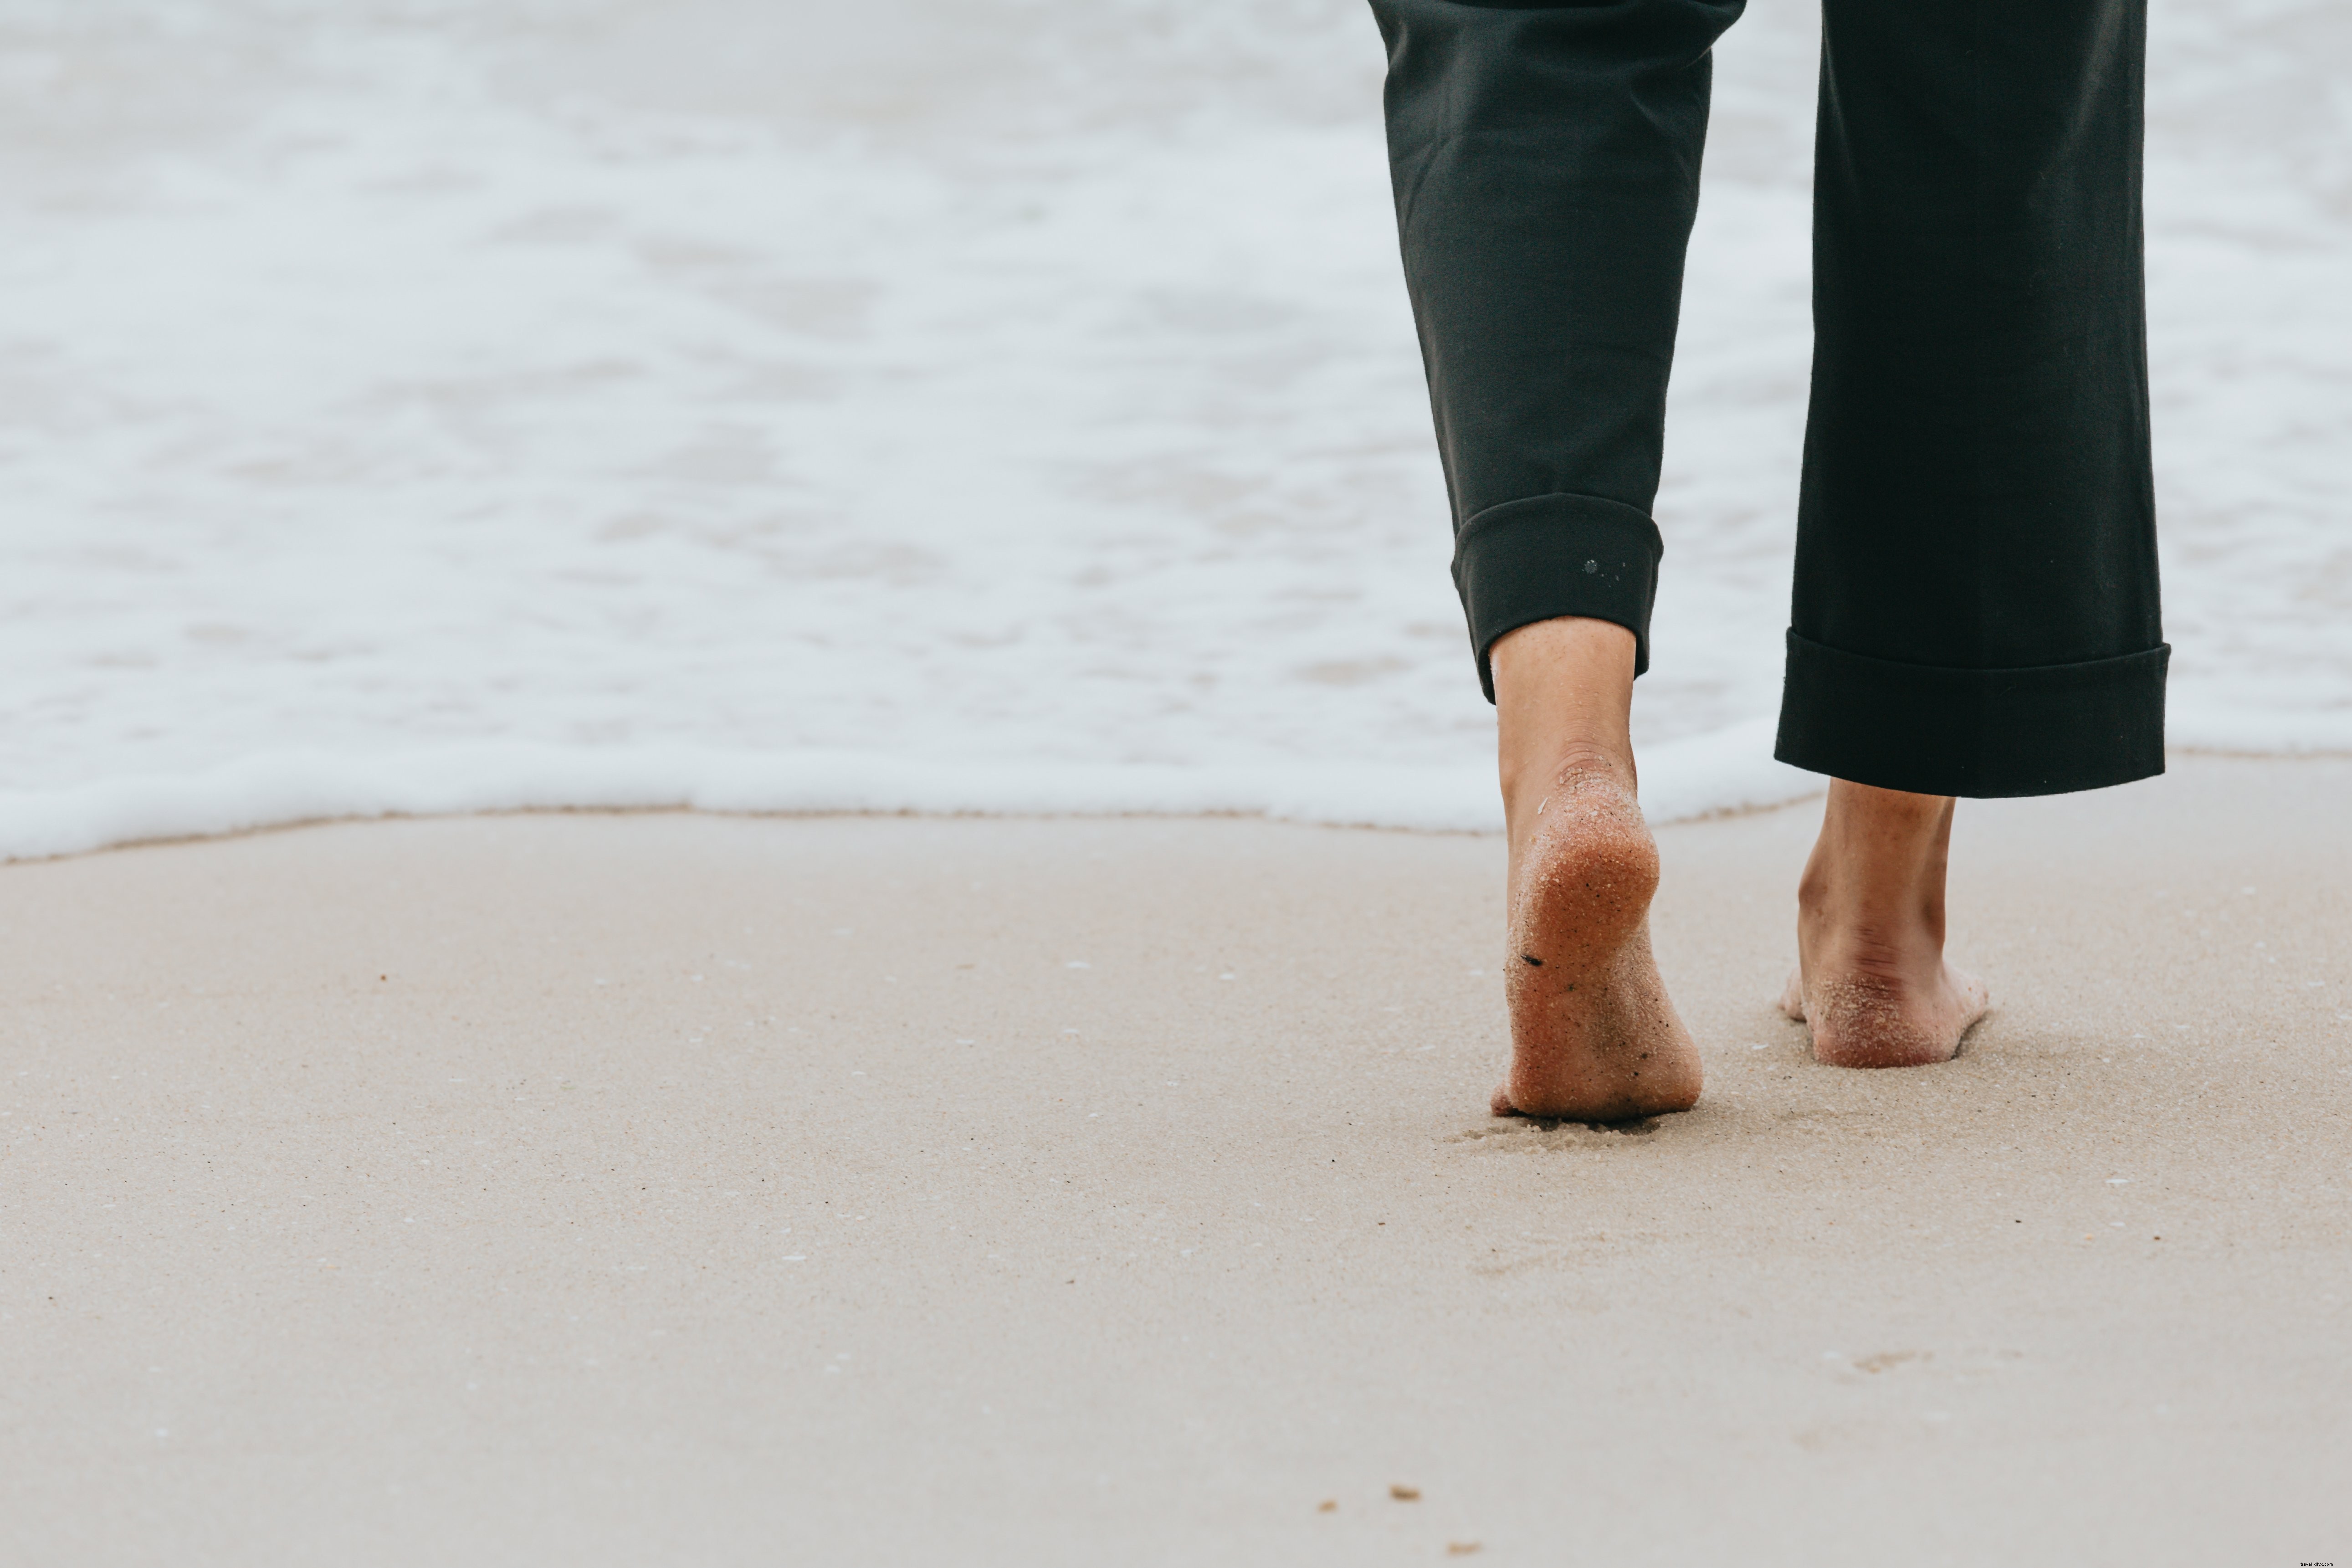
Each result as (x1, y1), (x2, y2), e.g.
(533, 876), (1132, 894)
(3, 0), (2348, 1560)
(7, 755), (2347, 1564)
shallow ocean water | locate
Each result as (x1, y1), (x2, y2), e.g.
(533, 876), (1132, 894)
(0, 0), (2344, 856)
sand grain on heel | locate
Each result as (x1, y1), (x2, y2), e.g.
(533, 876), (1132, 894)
(1781, 963), (1990, 1069)
(1496, 771), (1702, 1121)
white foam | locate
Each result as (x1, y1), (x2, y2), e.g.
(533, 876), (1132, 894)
(0, 720), (1830, 862)
(0, 0), (2342, 861)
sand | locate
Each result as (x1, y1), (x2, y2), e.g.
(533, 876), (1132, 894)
(4, 755), (2348, 1565)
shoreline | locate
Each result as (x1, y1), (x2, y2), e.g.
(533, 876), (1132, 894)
(8, 727), (2352, 867)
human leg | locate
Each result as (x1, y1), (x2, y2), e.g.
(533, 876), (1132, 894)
(1779, 781), (1989, 1068)
(1776, 0), (2164, 1064)
(1491, 617), (1701, 1120)
(1371, 0), (1741, 1116)
(1777, 0), (2167, 796)
(1370, 0), (1746, 696)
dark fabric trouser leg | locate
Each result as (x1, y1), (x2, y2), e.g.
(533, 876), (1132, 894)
(1780, 0), (2166, 794)
(1369, 0), (1744, 696)
(1371, 0), (2168, 798)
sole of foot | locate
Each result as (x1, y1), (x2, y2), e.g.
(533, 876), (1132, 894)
(1494, 770), (1703, 1122)
(1778, 963), (1991, 1069)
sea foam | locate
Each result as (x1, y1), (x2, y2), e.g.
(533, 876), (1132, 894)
(0, 720), (1827, 862)
(0, 1), (2342, 862)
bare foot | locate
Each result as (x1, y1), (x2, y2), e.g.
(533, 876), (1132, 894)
(1780, 780), (1991, 1068)
(1488, 619), (1702, 1121)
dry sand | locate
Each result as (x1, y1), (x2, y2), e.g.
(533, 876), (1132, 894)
(4, 757), (2348, 1565)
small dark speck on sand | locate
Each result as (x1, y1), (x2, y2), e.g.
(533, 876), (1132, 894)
(1520, 953), (1543, 967)
(1390, 1484), (1421, 1501)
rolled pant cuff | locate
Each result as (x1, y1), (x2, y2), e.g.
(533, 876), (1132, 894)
(1774, 632), (2169, 798)
(1454, 493), (1663, 702)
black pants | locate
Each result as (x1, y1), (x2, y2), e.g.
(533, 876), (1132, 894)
(1371, 0), (2168, 797)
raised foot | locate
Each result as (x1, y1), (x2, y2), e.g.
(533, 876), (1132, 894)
(1495, 769), (1702, 1121)
(1778, 960), (1990, 1069)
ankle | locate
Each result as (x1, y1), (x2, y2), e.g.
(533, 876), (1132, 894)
(1798, 914), (1935, 983)
(1796, 778), (1958, 962)
(1489, 619), (1641, 836)
(1798, 876), (1945, 956)
(1501, 738), (1634, 804)
(1796, 866), (1933, 927)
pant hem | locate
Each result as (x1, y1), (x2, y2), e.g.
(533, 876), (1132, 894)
(1453, 493), (1663, 702)
(1774, 632), (2169, 798)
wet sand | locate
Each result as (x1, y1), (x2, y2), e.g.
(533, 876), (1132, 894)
(4, 756), (2348, 1565)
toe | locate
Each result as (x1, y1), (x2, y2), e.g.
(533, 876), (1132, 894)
(1491, 1084), (1520, 1118)
(1777, 968), (1808, 1021)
